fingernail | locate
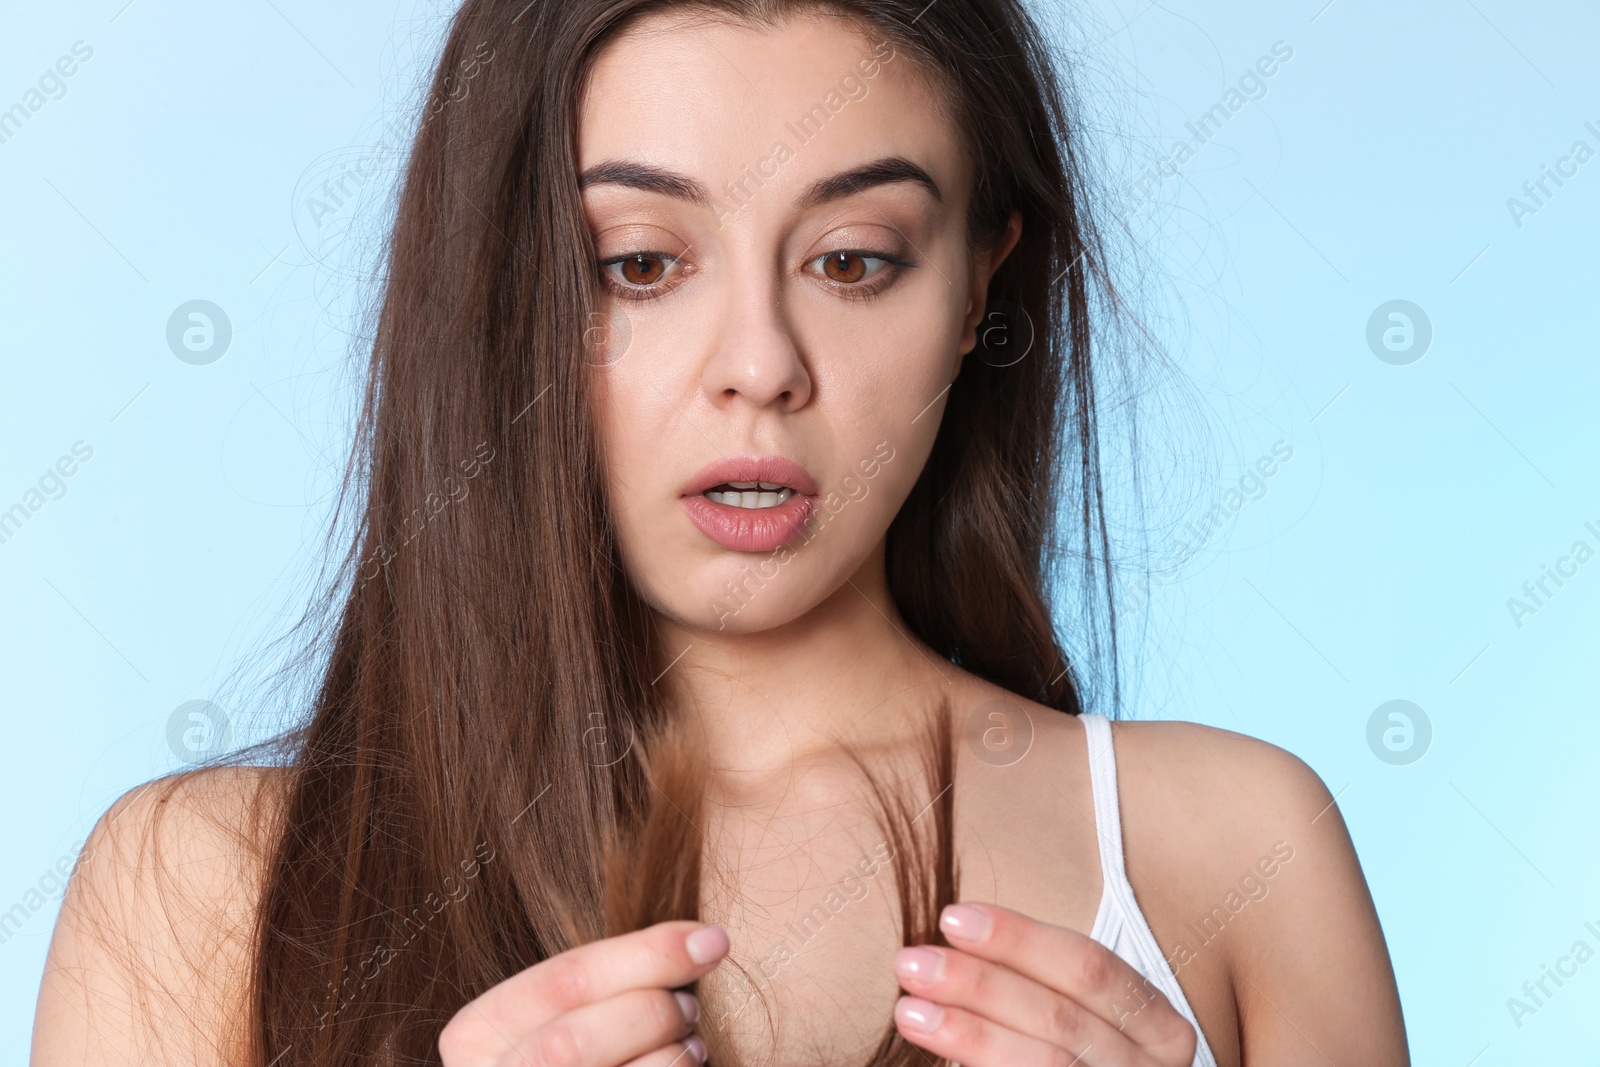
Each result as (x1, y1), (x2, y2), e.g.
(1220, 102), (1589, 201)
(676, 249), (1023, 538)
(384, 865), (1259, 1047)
(685, 1035), (707, 1064)
(686, 925), (729, 965)
(894, 946), (946, 983)
(940, 903), (992, 943)
(674, 990), (699, 1025)
(894, 995), (944, 1034)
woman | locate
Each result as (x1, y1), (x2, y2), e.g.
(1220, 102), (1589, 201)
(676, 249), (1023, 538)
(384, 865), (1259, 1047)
(31, 0), (1409, 1065)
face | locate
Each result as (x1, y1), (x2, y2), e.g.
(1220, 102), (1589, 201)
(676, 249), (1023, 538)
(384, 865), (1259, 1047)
(578, 9), (1019, 635)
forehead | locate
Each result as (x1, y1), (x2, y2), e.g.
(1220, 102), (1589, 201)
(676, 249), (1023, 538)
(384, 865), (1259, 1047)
(576, 11), (967, 205)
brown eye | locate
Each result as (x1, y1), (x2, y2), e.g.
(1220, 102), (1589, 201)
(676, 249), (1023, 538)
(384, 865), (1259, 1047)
(821, 251), (868, 283)
(598, 252), (685, 301)
(617, 254), (668, 285)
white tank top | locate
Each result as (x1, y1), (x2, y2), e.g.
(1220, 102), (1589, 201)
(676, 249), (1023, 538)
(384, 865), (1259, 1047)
(1080, 712), (1220, 1067)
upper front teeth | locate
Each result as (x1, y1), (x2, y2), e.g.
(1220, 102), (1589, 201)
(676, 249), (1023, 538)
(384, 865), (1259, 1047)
(706, 482), (795, 508)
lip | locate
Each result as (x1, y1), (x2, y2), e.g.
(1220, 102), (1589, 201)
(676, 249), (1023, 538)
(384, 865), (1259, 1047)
(681, 455), (821, 498)
(681, 454), (821, 553)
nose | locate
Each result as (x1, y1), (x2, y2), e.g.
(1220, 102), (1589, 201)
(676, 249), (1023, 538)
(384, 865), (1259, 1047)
(699, 276), (812, 412)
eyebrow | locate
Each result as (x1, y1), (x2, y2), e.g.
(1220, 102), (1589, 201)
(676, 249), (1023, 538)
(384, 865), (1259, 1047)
(577, 155), (943, 210)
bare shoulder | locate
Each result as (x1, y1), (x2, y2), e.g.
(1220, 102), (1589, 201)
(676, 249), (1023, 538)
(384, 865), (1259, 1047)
(1110, 718), (1409, 1066)
(31, 764), (294, 1067)
(1108, 717), (1336, 862)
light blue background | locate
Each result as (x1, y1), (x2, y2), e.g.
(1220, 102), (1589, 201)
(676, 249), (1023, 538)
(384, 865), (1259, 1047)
(2, 0), (1596, 1062)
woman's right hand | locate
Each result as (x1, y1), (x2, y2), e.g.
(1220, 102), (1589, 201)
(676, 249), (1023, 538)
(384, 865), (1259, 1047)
(438, 920), (729, 1067)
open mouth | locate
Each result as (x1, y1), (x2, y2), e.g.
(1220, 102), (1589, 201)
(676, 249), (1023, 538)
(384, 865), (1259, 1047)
(681, 456), (819, 552)
(701, 481), (797, 509)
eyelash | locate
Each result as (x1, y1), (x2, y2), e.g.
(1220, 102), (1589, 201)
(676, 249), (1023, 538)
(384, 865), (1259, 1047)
(596, 249), (915, 304)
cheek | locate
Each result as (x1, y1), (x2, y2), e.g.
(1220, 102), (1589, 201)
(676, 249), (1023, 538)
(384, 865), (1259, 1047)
(818, 304), (962, 428)
(808, 386), (949, 549)
(816, 309), (961, 478)
(588, 371), (657, 542)
(588, 363), (705, 608)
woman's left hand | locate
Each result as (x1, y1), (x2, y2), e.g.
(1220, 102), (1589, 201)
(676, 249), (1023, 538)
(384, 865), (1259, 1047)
(891, 901), (1198, 1066)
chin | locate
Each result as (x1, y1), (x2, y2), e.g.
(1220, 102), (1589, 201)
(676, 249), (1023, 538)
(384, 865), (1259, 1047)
(633, 547), (847, 635)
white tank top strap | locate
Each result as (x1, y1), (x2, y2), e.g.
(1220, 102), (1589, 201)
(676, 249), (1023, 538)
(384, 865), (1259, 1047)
(1080, 710), (1128, 889)
(1078, 712), (1220, 1067)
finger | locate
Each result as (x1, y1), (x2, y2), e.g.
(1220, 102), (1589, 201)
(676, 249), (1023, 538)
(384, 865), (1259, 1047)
(492, 987), (700, 1067)
(462, 922), (727, 1043)
(894, 945), (1152, 1065)
(937, 902), (1195, 1057)
(894, 995), (1112, 1067)
(618, 1035), (708, 1067)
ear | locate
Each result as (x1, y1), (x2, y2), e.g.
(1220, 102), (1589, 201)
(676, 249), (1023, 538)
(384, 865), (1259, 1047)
(957, 209), (1024, 361)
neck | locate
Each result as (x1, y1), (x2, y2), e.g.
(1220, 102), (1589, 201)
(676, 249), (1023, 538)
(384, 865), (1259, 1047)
(651, 543), (956, 790)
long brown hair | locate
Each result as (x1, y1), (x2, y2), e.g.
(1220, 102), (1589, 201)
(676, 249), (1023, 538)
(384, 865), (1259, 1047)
(176, 0), (1125, 1063)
